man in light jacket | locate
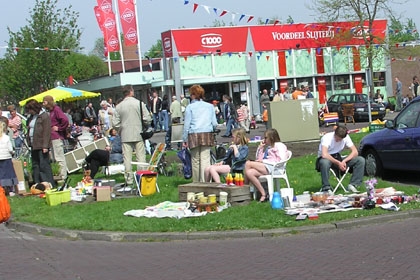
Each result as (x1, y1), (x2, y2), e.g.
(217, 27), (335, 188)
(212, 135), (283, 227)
(113, 85), (151, 185)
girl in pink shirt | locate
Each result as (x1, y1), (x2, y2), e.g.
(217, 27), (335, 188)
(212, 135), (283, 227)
(244, 128), (288, 203)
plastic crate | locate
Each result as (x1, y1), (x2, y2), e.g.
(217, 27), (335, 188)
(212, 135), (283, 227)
(369, 124), (384, 132)
(45, 190), (71, 206)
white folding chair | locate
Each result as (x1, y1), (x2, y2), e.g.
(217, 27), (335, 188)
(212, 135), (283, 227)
(256, 150), (292, 202)
(330, 167), (350, 194)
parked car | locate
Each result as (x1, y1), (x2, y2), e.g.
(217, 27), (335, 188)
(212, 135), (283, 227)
(327, 93), (386, 121)
(359, 96), (420, 177)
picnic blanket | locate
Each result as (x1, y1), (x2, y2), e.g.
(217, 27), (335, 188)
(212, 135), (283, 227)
(123, 201), (229, 219)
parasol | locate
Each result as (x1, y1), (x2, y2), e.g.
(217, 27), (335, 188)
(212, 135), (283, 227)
(19, 86), (101, 106)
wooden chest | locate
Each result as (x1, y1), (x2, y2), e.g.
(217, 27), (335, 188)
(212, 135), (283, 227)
(178, 182), (251, 206)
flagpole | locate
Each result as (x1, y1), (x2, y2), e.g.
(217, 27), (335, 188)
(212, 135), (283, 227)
(113, 0), (126, 73)
(107, 51), (112, 76)
(133, 0), (143, 72)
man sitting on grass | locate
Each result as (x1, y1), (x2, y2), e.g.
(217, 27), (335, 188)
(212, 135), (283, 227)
(316, 125), (365, 194)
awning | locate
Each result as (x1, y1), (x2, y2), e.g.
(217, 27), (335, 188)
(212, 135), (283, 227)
(19, 86), (101, 106)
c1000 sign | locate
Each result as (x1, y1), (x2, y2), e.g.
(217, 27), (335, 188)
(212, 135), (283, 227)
(201, 33), (222, 48)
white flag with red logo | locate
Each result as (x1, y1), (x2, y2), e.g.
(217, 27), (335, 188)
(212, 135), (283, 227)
(95, 0), (120, 53)
(117, 0), (138, 46)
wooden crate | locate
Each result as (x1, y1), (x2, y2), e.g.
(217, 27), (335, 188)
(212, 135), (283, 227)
(178, 182), (251, 206)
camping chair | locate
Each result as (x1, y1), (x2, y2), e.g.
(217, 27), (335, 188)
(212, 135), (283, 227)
(131, 142), (166, 172)
(341, 103), (355, 124)
(130, 143), (165, 196)
(316, 154), (350, 194)
(329, 166), (350, 194)
(255, 150), (292, 202)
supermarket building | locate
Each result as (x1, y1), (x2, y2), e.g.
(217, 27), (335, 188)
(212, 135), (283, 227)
(74, 19), (390, 116)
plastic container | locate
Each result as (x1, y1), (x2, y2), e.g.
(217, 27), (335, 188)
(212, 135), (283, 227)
(45, 190), (71, 206)
(271, 192), (284, 209)
(296, 193), (311, 204)
(369, 124), (384, 132)
(219, 191), (228, 206)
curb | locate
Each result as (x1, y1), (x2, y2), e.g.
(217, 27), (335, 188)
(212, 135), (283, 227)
(7, 209), (420, 242)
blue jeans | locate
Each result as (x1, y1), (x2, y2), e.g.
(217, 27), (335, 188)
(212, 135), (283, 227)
(160, 110), (169, 131)
(319, 156), (365, 189)
(152, 112), (161, 131)
(223, 117), (236, 136)
(14, 136), (23, 156)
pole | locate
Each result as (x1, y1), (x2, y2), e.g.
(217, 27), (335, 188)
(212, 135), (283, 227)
(365, 68), (373, 123)
(133, 0), (143, 72)
(113, 0), (126, 73)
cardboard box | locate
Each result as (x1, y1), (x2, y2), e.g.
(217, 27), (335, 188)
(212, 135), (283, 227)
(12, 159), (27, 194)
(94, 179), (116, 188)
(93, 186), (111, 202)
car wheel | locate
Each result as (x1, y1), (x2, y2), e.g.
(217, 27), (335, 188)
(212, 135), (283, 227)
(364, 149), (383, 177)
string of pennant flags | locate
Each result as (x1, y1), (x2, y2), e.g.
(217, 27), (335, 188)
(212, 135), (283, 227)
(183, 0), (418, 36)
(2, 0), (418, 58)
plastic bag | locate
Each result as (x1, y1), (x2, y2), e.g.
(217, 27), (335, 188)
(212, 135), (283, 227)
(177, 148), (192, 179)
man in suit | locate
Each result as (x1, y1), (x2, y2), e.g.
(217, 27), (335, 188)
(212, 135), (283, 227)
(113, 85), (151, 185)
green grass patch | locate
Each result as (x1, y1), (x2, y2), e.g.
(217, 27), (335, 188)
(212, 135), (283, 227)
(9, 132), (420, 232)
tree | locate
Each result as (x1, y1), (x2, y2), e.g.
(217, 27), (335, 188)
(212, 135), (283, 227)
(308, 0), (401, 94)
(388, 17), (419, 44)
(145, 39), (163, 59)
(0, 0), (81, 103)
(62, 53), (108, 83)
(90, 38), (106, 59)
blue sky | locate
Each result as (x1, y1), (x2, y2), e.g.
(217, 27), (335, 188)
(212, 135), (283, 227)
(0, 0), (418, 57)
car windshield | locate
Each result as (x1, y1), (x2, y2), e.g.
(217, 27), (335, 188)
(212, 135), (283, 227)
(395, 101), (420, 128)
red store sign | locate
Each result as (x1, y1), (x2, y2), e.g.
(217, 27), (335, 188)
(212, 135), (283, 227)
(162, 19), (387, 57)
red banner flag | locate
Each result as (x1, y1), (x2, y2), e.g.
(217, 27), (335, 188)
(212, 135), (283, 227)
(96, 0), (120, 52)
(117, 0), (138, 46)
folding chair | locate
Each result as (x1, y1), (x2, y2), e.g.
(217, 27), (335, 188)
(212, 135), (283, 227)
(130, 143), (165, 196)
(329, 166), (350, 194)
(317, 155), (350, 194)
(131, 142), (166, 172)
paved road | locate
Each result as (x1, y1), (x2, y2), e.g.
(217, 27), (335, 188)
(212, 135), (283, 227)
(2, 217), (420, 280)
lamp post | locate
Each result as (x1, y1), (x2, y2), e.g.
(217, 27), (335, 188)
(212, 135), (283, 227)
(365, 68), (373, 123)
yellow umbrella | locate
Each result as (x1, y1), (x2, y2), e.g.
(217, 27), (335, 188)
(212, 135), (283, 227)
(19, 86), (101, 106)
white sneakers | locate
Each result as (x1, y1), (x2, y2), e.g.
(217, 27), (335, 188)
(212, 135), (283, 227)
(347, 184), (359, 193)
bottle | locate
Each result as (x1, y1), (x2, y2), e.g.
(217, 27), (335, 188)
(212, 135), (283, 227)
(226, 173), (232, 185)
(271, 192), (283, 209)
(238, 173), (244, 186)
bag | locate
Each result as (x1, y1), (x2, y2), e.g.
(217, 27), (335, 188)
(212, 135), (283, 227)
(0, 187), (11, 223)
(135, 171), (157, 196)
(262, 109), (268, 122)
(140, 101), (154, 140)
(141, 126), (154, 140)
(177, 148), (192, 179)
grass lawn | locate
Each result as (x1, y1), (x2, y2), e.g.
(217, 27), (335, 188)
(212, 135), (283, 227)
(8, 132), (420, 233)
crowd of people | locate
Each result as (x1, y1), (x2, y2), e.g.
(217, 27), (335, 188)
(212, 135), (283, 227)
(1, 83), (370, 201)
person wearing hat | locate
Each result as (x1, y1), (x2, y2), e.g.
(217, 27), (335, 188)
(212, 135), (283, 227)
(42, 95), (69, 181)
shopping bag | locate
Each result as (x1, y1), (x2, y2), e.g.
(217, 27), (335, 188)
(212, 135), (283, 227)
(135, 170), (157, 196)
(177, 148), (192, 179)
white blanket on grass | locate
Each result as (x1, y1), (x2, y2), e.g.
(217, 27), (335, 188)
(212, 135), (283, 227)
(123, 201), (229, 219)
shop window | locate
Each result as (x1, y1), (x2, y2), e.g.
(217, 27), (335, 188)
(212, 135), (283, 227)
(373, 72), (386, 87)
(333, 75), (350, 90)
